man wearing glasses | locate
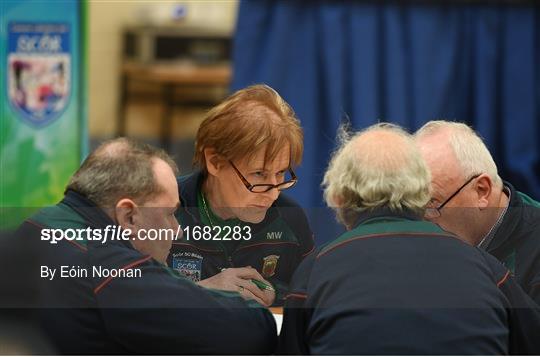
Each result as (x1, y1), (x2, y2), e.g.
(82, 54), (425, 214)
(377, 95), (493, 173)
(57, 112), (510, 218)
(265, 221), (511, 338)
(170, 85), (314, 307)
(415, 120), (540, 305)
(279, 123), (540, 355)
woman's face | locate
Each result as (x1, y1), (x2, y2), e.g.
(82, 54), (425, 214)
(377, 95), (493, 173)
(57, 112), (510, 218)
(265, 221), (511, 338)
(208, 145), (292, 223)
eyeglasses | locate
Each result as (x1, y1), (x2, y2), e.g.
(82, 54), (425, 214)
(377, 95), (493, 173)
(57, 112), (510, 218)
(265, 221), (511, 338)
(424, 174), (481, 219)
(229, 160), (298, 193)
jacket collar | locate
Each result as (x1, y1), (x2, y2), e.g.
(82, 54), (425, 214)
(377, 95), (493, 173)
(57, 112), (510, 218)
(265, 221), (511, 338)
(486, 181), (523, 252)
(62, 189), (116, 229)
(61, 190), (134, 250)
(177, 170), (280, 232)
(177, 170), (205, 223)
(353, 207), (422, 228)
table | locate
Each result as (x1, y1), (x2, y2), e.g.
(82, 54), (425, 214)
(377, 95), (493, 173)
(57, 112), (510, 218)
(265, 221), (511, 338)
(270, 307), (284, 334)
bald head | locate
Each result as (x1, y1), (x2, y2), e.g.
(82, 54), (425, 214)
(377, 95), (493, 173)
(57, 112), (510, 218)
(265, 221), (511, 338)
(414, 121), (507, 245)
(415, 128), (464, 198)
(323, 123), (431, 228)
(414, 120), (501, 188)
(93, 138), (131, 157)
(351, 127), (420, 174)
(67, 137), (178, 207)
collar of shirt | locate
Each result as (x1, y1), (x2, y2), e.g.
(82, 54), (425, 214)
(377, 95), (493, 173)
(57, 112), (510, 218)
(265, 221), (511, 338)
(178, 170), (281, 234)
(197, 188), (241, 228)
(477, 185), (511, 250)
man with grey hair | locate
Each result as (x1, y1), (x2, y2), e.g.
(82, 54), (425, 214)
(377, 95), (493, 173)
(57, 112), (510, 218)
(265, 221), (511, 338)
(17, 138), (276, 354)
(279, 123), (540, 355)
(415, 120), (540, 305)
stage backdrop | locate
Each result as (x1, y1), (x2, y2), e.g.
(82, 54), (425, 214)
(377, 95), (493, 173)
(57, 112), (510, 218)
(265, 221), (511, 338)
(0, 0), (88, 227)
(232, 1), (540, 245)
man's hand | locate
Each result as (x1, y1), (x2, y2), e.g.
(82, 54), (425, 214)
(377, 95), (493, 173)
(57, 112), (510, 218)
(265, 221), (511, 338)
(197, 267), (275, 307)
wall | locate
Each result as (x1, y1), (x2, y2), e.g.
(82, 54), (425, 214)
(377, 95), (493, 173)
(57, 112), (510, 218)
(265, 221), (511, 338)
(88, 1), (238, 139)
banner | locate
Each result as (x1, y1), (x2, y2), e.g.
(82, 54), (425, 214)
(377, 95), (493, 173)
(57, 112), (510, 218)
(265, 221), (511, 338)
(0, 0), (87, 227)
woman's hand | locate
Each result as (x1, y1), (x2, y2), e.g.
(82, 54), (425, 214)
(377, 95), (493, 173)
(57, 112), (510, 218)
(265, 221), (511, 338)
(197, 267), (275, 307)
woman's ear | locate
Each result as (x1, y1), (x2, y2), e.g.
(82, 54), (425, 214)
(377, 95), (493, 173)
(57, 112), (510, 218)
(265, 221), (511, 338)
(115, 198), (138, 231)
(474, 174), (493, 209)
(204, 147), (223, 176)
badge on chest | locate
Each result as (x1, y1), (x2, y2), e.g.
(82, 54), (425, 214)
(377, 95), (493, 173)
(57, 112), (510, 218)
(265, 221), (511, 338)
(172, 252), (203, 282)
(262, 254), (280, 278)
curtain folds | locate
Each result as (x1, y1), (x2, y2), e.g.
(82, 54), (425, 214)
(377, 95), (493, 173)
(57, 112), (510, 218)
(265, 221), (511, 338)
(232, 1), (539, 244)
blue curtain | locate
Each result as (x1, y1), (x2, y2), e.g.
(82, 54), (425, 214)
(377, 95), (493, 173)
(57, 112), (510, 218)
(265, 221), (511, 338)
(232, 1), (540, 245)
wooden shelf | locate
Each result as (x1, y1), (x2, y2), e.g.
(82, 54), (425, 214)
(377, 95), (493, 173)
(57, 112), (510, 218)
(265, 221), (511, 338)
(118, 61), (231, 151)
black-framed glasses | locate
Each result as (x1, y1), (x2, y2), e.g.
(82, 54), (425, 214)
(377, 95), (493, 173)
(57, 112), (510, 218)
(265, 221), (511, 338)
(425, 173), (481, 219)
(229, 160), (298, 193)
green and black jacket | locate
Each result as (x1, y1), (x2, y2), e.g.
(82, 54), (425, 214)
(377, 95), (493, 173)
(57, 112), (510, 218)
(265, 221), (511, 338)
(170, 171), (315, 305)
(487, 181), (540, 305)
(18, 190), (277, 354)
(279, 209), (540, 355)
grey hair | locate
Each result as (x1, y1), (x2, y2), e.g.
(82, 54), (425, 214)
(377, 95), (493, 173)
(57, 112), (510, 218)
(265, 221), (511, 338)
(67, 138), (179, 207)
(414, 120), (502, 187)
(322, 123), (431, 228)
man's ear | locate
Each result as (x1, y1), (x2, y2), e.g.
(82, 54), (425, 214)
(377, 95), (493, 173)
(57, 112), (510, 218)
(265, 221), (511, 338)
(115, 198), (138, 231)
(204, 147), (223, 176)
(474, 174), (492, 209)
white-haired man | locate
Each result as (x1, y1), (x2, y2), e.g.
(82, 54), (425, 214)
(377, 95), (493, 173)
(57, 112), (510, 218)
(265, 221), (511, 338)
(415, 120), (540, 305)
(279, 123), (540, 355)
